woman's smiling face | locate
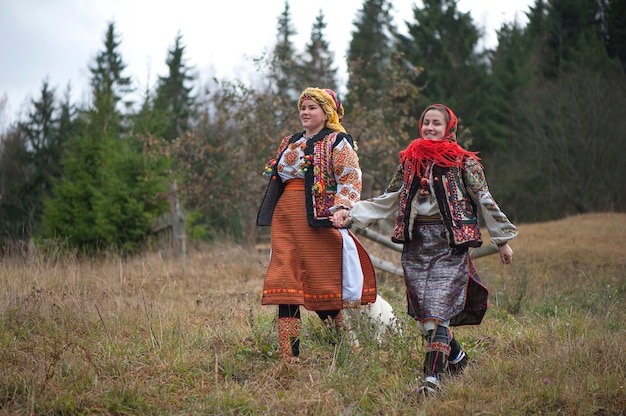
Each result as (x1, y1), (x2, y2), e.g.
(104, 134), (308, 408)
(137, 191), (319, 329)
(300, 99), (326, 135)
(420, 109), (447, 141)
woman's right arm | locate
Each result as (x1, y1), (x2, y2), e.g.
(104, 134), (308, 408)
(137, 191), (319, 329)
(332, 163), (404, 229)
(332, 189), (401, 229)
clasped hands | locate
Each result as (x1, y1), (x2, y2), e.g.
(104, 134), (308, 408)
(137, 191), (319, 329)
(331, 208), (351, 228)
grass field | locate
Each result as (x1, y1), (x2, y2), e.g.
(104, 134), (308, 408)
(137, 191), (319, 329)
(1, 213), (624, 415)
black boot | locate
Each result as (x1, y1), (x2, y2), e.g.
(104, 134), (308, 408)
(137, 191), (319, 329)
(448, 335), (468, 375)
(419, 326), (450, 394)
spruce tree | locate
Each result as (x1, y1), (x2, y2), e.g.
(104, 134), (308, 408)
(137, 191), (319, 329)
(153, 32), (196, 142)
(44, 22), (162, 253)
(491, 0), (626, 221)
(341, 0), (426, 192)
(536, 0), (614, 77)
(476, 21), (534, 152)
(271, 1), (301, 104)
(301, 10), (338, 90)
(346, 0), (397, 109)
(0, 126), (31, 241)
(397, 0), (487, 132)
(57, 84), (76, 158)
(88, 22), (133, 137)
(17, 79), (64, 234)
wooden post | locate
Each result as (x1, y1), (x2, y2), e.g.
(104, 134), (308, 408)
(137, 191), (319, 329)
(168, 180), (186, 259)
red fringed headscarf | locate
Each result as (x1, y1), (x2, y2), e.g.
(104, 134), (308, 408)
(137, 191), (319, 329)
(399, 104), (480, 177)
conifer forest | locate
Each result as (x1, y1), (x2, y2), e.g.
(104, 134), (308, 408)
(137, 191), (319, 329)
(1, 0), (624, 254)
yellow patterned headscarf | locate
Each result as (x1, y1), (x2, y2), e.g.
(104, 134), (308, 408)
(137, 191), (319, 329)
(297, 87), (346, 133)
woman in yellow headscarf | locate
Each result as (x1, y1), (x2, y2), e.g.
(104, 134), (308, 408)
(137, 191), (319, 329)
(257, 87), (377, 363)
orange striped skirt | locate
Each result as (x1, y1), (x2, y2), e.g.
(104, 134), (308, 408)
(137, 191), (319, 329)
(262, 179), (376, 310)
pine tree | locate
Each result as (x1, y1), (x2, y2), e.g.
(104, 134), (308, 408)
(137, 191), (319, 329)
(397, 0), (487, 129)
(341, 0), (426, 193)
(17, 79), (64, 234)
(346, 0), (397, 109)
(529, 0), (615, 78)
(88, 22), (133, 137)
(44, 22), (163, 253)
(489, 0), (626, 221)
(301, 10), (338, 90)
(134, 32), (195, 143)
(153, 32), (196, 142)
(271, 1), (301, 104)
(476, 21), (534, 152)
(57, 83), (75, 161)
(0, 126), (31, 240)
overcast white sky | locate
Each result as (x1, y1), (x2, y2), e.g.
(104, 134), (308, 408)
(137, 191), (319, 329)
(0, 0), (533, 126)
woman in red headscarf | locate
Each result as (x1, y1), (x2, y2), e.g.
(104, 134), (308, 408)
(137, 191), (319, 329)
(332, 104), (517, 394)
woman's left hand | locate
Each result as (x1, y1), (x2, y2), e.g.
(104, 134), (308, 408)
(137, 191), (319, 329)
(499, 243), (513, 264)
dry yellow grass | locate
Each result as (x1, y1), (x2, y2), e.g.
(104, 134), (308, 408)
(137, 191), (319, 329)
(0, 213), (624, 415)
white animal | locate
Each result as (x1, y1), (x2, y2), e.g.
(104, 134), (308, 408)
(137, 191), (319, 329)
(344, 294), (401, 348)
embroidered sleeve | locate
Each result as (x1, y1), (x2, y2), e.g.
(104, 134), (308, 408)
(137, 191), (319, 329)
(350, 190), (400, 229)
(332, 138), (362, 209)
(385, 164), (404, 193)
(464, 158), (518, 244)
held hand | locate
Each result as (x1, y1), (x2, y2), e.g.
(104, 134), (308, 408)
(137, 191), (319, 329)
(499, 243), (513, 264)
(331, 209), (350, 228)
(340, 215), (352, 228)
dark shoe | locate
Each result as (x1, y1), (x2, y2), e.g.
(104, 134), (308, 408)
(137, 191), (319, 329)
(448, 350), (468, 375)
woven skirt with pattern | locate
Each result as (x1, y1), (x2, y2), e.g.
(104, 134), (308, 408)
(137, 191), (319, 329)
(262, 181), (377, 311)
(402, 221), (488, 326)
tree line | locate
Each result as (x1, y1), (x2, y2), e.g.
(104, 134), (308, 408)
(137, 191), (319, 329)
(0, 0), (624, 255)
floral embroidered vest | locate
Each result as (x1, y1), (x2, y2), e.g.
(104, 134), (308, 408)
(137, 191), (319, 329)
(389, 162), (482, 248)
(257, 128), (353, 228)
